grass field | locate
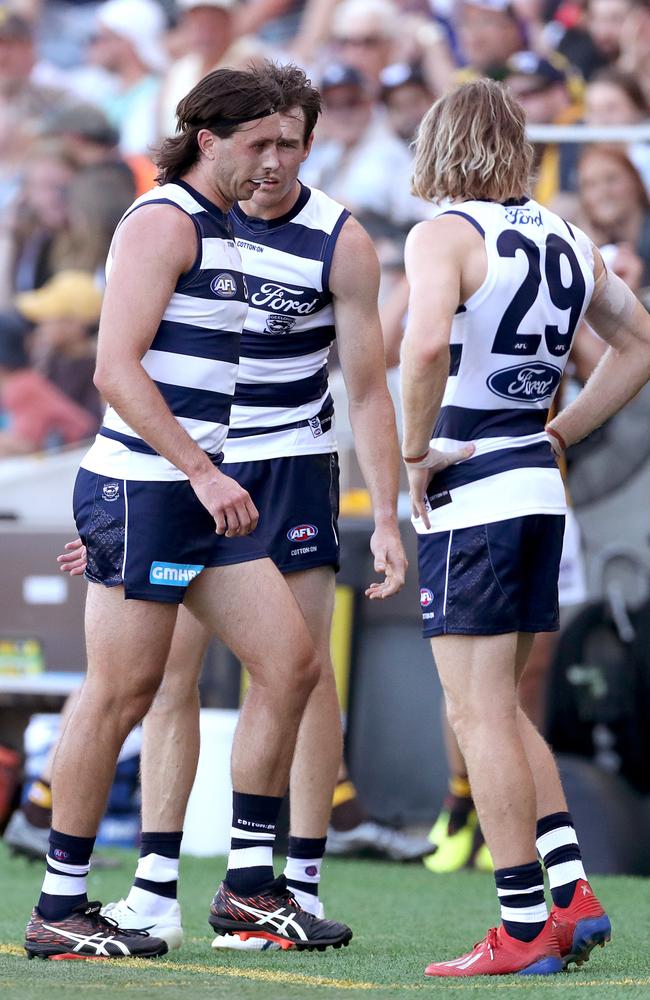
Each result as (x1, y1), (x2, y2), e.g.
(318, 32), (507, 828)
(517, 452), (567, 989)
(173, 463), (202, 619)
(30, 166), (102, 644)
(1, 843), (648, 1000)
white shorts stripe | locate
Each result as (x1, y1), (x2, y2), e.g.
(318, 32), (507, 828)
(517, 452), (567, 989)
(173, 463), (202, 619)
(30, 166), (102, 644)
(536, 826), (578, 858)
(547, 859), (586, 889)
(442, 531), (453, 617)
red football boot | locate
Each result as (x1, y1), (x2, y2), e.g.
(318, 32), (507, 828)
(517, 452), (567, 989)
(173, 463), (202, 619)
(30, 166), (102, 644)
(425, 919), (563, 977)
(550, 879), (611, 969)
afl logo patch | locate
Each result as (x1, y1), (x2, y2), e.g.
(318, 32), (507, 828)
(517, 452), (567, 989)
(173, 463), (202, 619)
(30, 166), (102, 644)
(211, 272), (237, 298)
(288, 524), (318, 543)
(420, 588), (434, 608)
(487, 362), (562, 402)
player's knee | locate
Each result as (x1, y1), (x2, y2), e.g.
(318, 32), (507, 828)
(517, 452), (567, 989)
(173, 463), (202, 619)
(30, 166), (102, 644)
(446, 696), (517, 747)
(152, 673), (199, 716)
(288, 643), (320, 698)
(85, 672), (160, 729)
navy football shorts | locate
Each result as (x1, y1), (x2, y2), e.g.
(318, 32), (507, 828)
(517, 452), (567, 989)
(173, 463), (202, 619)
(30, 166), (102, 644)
(417, 514), (565, 638)
(73, 469), (266, 604)
(223, 453), (340, 575)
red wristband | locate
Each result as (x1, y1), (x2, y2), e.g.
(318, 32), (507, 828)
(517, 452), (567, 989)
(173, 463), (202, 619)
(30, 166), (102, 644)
(403, 449), (430, 464)
(546, 426), (567, 451)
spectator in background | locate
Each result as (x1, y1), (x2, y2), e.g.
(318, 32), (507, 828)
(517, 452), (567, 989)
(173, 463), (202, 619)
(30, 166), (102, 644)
(159, 0), (263, 138)
(503, 51), (583, 206)
(88, 0), (168, 156)
(0, 140), (77, 307)
(379, 63), (434, 144)
(585, 68), (650, 193)
(618, 0), (650, 107)
(329, 0), (399, 90)
(14, 270), (104, 422)
(0, 317), (97, 458)
(577, 145), (650, 292)
(455, 0), (526, 81)
(0, 10), (67, 212)
(301, 63), (428, 228)
(52, 163), (135, 279)
(557, 0), (634, 79)
(45, 103), (148, 197)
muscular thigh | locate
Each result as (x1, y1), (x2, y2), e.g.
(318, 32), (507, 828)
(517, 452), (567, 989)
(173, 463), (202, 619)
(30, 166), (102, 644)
(84, 581), (178, 693)
(184, 557), (313, 668)
(431, 632), (519, 722)
(285, 566), (336, 653)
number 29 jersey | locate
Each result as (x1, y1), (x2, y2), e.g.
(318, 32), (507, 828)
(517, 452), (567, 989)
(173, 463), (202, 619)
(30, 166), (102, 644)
(418, 197), (595, 534)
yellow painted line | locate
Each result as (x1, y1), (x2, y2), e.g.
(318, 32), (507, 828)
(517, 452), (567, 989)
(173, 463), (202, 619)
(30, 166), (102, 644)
(3, 944), (648, 992)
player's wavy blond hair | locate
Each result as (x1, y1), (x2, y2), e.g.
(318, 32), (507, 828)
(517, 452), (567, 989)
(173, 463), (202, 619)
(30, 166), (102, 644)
(412, 79), (533, 204)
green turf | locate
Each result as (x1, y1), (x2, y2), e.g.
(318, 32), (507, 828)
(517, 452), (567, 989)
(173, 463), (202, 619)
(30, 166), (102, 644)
(0, 843), (646, 1000)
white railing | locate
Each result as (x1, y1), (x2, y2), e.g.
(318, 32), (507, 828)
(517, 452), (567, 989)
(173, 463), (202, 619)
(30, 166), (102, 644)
(527, 123), (650, 143)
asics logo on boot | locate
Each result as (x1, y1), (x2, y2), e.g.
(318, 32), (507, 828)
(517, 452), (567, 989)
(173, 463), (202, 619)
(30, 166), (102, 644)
(233, 902), (309, 941)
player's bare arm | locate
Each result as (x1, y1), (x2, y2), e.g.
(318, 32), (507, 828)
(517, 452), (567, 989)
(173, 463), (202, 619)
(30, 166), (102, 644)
(546, 247), (650, 453)
(95, 204), (258, 537)
(401, 217), (477, 528)
(330, 216), (407, 599)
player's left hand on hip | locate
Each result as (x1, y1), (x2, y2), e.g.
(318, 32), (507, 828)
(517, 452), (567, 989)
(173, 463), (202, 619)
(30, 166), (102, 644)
(405, 444), (475, 530)
(365, 525), (408, 599)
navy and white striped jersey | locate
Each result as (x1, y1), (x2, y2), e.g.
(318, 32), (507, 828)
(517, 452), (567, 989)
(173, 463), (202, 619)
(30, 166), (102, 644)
(223, 183), (349, 462)
(416, 197), (595, 534)
(81, 180), (247, 482)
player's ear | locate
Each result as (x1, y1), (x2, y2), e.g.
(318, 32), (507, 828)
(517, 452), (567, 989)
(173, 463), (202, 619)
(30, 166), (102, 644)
(302, 132), (315, 162)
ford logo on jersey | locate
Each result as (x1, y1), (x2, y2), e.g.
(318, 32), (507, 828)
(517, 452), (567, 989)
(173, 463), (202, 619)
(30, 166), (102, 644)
(420, 588), (434, 608)
(287, 524), (319, 543)
(487, 362), (562, 402)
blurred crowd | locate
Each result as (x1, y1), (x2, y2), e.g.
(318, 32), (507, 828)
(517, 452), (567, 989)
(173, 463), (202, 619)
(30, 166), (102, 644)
(0, 0), (649, 456)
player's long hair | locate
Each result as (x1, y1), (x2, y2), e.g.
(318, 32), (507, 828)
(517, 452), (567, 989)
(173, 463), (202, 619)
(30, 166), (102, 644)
(412, 79), (533, 204)
(155, 66), (282, 185)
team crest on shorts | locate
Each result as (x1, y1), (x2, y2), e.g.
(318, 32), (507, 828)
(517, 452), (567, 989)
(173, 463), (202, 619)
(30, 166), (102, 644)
(420, 588), (434, 608)
(102, 481), (120, 502)
(211, 272), (237, 298)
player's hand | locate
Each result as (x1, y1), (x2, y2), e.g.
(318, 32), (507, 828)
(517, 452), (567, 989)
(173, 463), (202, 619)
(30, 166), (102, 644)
(57, 538), (87, 575)
(405, 444), (475, 530)
(190, 467), (259, 537)
(366, 521), (408, 599)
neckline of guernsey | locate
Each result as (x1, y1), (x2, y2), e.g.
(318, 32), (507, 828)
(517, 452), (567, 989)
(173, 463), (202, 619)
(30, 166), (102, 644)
(230, 181), (312, 233)
(474, 196), (531, 207)
(173, 178), (232, 224)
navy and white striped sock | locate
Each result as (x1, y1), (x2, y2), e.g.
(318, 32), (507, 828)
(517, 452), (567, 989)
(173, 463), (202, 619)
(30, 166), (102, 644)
(38, 829), (95, 920)
(225, 792), (282, 896)
(536, 811), (587, 908)
(284, 835), (327, 913)
(125, 831), (182, 917)
(495, 860), (548, 942)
